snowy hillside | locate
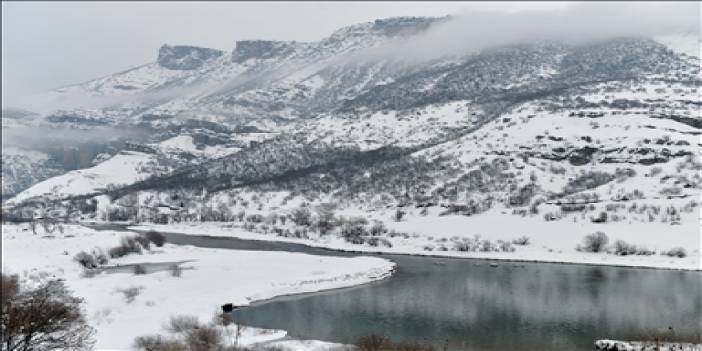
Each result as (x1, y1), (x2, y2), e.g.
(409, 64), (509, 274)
(10, 151), (161, 204)
(1, 147), (65, 199)
(3, 18), (700, 271)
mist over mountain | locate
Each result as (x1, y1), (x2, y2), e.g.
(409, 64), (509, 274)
(2, 9), (700, 215)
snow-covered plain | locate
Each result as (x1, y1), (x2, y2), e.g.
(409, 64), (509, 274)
(1, 224), (394, 350)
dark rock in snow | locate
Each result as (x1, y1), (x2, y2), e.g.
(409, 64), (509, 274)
(158, 44), (224, 70)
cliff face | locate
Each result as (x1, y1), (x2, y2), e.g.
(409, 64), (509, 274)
(157, 44), (225, 70)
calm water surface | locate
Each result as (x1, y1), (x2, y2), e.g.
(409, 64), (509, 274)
(92, 224), (702, 350)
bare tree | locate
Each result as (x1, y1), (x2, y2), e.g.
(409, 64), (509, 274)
(290, 206), (312, 226)
(315, 203), (337, 235)
(1, 275), (95, 351)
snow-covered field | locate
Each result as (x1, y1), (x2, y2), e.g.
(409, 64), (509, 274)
(129, 205), (701, 271)
(1, 224), (394, 350)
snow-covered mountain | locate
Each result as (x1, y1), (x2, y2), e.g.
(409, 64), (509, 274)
(3, 16), (700, 233)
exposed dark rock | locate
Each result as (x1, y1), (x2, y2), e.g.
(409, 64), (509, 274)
(158, 44), (224, 70)
(231, 40), (296, 63)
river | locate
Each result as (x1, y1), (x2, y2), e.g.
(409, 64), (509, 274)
(92, 224), (702, 350)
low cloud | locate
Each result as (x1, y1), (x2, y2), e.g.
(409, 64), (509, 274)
(360, 2), (700, 63)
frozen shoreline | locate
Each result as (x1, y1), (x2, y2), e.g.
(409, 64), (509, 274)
(1, 224), (395, 350)
(127, 216), (701, 271)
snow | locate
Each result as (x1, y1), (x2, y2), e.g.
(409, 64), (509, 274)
(1, 146), (49, 163)
(159, 135), (201, 153)
(129, 204), (701, 271)
(654, 33), (701, 58)
(301, 100), (480, 150)
(595, 339), (702, 351)
(9, 151), (157, 204)
(1, 224), (394, 350)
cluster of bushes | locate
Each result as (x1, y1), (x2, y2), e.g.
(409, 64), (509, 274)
(109, 231), (166, 259)
(577, 232), (687, 258)
(73, 231), (166, 269)
(74, 249), (109, 269)
(577, 232), (609, 253)
(235, 205), (404, 248)
(613, 240), (655, 256)
(134, 319), (437, 351)
(134, 314), (258, 351)
(561, 171), (615, 196)
(452, 235), (515, 253)
(511, 236), (531, 246)
(108, 236), (146, 258)
(662, 247), (687, 258)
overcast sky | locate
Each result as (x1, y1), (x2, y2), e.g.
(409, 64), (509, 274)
(1, 1), (696, 106)
(1, 1), (570, 104)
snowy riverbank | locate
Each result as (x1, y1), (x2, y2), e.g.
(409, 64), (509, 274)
(128, 209), (701, 271)
(1, 224), (395, 350)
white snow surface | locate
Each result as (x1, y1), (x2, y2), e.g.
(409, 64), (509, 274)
(595, 339), (702, 351)
(129, 206), (701, 271)
(1, 224), (394, 350)
(9, 151), (157, 204)
(654, 33), (701, 58)
(158, 135), (241, 158)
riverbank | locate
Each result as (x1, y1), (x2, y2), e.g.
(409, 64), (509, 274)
(127, 214), (701, 271)
(1, 223), (394, 350)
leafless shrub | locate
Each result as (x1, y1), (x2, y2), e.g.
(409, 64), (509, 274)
(367, 237), (392, 248)
(290, 207), (312, 226)
(135, 235), (151, 250)
(315, 204), (337, 235)
(498, 240), (515, 252)
(341, 222), (368, 244)
(109, 236), (144, 258)
(370, 221), (387, 236)
(394, 209), (406, 222)
(184, 325), (222, 351)
(590, 211), (608, 223)
(166, 315), (201, 334)
(118, 286), (143, 303)
(2, 274), (95, 350)
(245, 214), (264, 223)
(169, 264), (182, 277)
(93, 249), (109, 265)
(512, 236), (530, 246)
(1, 273), (19, 305)
(74, 251), (99, 269)
(145, 231), (167, 247)
(662, 247), (687, 258)
(578, 232), (609, 252)
(613, 240), (637, 256)
(134, 335), (187, 351)
(133, 264), (147, 275)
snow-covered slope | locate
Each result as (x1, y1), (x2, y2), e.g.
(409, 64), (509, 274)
(4, 21), (700, 267)
(1, 147), (65, 200)
(10, 151), (160, 203)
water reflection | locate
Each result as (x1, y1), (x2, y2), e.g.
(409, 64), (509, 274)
(234, 257), (701, 351)
(88, 226), (700, 350)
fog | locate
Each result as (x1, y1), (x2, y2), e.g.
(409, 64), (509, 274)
(1, 125), (149, 150)
(2, 2), (698, 112)
(357, 2), (700, 62)
(2, 1), (566, 107)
